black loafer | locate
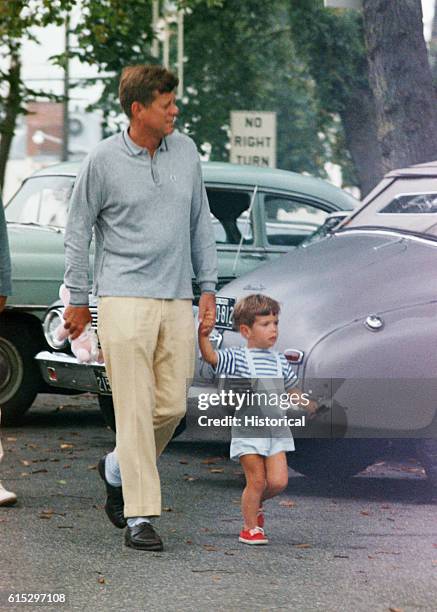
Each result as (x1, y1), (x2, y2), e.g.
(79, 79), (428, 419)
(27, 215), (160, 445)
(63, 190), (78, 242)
(97, 455), (127, 529)
(125, 522), (164, 551)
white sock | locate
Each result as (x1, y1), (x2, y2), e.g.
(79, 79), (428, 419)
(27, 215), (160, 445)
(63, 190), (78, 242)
(127, 517), (151, 527)
(105, 450), (121, 487)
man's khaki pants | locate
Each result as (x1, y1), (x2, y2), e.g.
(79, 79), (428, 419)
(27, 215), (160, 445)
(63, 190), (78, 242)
(98, 298), (195, 517)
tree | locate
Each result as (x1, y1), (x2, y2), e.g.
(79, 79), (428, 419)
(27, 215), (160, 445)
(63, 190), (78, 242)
(362, 0), (437, 172)
(180, 0), (327, 175)
(0, 0), (74, 193)
(287, 0), (382, 195)
(70, 0), (331, 176)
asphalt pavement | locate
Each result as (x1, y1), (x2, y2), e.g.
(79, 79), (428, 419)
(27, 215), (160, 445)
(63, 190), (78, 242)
(1, 394), (437, 612)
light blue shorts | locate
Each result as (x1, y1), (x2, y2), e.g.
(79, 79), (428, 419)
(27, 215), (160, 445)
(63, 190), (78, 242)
(230, 436), (295, 462)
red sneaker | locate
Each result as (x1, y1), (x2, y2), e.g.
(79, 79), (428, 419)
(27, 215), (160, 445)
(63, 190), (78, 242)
(257, 509), (265, 529)
(239, 526), (268, 545)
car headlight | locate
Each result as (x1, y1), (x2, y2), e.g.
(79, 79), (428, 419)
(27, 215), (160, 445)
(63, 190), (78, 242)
(43, 308), (69, 351)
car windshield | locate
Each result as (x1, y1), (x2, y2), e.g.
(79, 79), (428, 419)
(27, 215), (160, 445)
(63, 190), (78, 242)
(5, 175), (75, 228)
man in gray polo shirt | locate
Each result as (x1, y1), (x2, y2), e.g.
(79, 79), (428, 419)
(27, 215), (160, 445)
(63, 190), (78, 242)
(63, 65), (217, 551)
(0, 199), (17, 506)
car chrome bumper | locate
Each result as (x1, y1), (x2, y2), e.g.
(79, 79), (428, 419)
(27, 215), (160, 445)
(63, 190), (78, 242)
(35, 351), (111, 394)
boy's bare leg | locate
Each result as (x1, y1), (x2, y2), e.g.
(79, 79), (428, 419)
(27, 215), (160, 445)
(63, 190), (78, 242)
(239, 454), (266, 530)
(262, 451), (289, 502)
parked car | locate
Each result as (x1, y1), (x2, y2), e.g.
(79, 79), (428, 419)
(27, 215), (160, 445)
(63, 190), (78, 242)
(36, 160), (437, 488)
(2, 160), (356, 424)
(190, 160), (437, 485)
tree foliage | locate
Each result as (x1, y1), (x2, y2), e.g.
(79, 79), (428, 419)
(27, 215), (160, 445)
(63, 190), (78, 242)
(70, 0), (330, 176)
(286, 0), (383, 193)
(0, 0), (75, 191)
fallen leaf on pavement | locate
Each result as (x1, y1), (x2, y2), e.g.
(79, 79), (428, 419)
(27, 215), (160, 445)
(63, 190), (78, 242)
(201, 457), (223, 465)
(57, 480), (67, 485)
(209, 468), (224, 474)
(97, 577), (105, 585)
(20, 460), (31, 467)
(334, 555), (349, 559)
(6, 437), (17, 442)
(389, 607), (403, 612)
(179, 460), (189, 464)
(87, 465), (97, 470)
(224, 551), (235, 556)
(360, 511), (370, 516)
(186, 540), (193, 545)
(60, 443), (74, 450)
(293, 543), (311, 549)
(183, 475), (197, 482)
(32, 469), (48, 474)
(203, 544), (218, 551)
(163, 507), (173, 512)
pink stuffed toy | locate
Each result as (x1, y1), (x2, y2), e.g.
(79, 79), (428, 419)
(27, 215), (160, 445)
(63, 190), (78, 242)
(55, 284), (103, 363)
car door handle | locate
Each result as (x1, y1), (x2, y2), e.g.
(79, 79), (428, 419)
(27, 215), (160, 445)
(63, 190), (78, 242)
(241, 253), (266, 260)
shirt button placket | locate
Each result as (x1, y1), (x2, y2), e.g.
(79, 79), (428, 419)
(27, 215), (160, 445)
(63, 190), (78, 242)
(151, 153), (160, 185)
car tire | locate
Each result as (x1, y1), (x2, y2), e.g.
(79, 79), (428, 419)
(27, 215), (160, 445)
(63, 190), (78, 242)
(416, 439), (437, 491)
(287, 439), (381, 480)
(0, 319), (43, 425)
(97, 395), (187, 438)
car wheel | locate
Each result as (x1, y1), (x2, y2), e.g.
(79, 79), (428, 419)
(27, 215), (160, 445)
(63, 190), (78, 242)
(97, 395), (187, 438)
(0, 319), (43, 425)
(287, 439), (381, 480)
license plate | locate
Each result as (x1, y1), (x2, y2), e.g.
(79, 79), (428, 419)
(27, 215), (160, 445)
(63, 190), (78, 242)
(95, 369), (112, 395)
(215, 297), (235, 330)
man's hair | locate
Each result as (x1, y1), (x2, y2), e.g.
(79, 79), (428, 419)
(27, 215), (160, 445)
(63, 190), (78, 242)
(119, 65), (179, 118)
(232, 294), (280, 329)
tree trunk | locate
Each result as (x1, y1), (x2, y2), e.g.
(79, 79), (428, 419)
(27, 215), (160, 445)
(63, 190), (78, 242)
(362, 0), (437, 173)
(0, 48), (21, 195)
(340, 84), (383, 196)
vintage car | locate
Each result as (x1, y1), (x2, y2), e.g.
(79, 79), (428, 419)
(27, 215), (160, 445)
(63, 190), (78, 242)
(36, 160), (437, 488)
(192, 160), (437, 485)
(1, 160), (356, 424)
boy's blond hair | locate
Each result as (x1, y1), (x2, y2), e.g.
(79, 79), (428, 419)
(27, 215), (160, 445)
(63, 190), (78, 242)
(232, 294), (280, 329)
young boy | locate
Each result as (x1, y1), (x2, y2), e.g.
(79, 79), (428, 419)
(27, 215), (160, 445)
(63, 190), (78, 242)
(198, 294), (316, 545)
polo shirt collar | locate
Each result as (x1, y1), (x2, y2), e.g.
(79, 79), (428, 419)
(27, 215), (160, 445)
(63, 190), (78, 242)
(123, 128), (168, 155)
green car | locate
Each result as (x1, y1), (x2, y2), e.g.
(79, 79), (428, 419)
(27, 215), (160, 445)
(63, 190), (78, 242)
(1, 160), (357, 424)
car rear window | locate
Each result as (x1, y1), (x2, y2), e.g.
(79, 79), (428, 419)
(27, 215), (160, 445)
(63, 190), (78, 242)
(379, 192), (437, 214)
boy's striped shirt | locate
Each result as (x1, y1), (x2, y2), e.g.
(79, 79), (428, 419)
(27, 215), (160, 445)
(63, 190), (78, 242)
(214, 347), (297, 390)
